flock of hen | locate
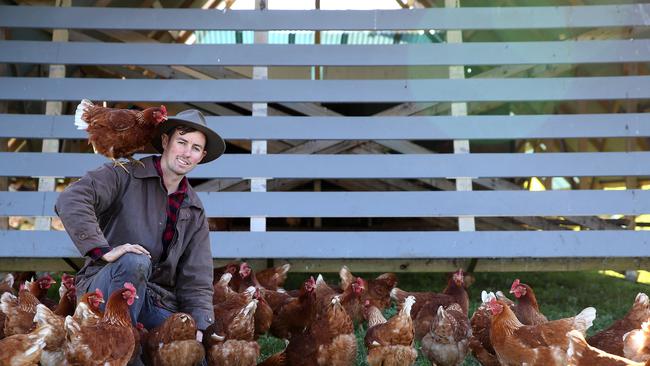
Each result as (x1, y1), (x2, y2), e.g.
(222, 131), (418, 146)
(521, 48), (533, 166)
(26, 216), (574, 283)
(1, 265), (649, 366)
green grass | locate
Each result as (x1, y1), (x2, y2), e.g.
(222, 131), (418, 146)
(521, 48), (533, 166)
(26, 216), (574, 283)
(258, 271), (650, 365)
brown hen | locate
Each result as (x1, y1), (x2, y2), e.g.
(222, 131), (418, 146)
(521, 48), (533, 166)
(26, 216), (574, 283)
(75, 99), (167, 170)
(0, 273), (14, 339)
(205, 298), (260, 366)
(1, 287), (40, 336)
(143, 312), (205, 366)
(468, 291), (500, 366)
(269, 276), (317, 339)
(283, 293), (357, 366)
(0, 325), (51, 366)
(624, 320), (650, 362)
(489, 298), (596, 366)
(364, 295), (417, 366)
(421, 303), (472, 366)
(73, 288), (105, 327)
(589, 292), (650, 357)
(568, 329), (648, 366)
(509, 279), (548, 325)
(392, 269), (468, 323)
(340, 266), (397, 311)
(64, 283), (138, 366)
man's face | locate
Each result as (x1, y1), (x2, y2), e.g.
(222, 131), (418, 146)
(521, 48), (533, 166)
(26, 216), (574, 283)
(160, 128), (207, 177)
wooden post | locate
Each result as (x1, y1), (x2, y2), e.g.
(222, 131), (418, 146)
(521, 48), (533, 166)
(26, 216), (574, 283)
(446, 0), (475, 233)
(624, 63), (639, 283)
(314, 0), (321, 80)
(35, 0), (70, 231)
(313, 0), (322, 230)
(0, 29), (8, 230)
(250, 0), (268, 233)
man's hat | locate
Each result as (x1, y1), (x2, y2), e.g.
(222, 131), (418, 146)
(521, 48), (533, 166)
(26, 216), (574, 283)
(151, 109), (225, 164)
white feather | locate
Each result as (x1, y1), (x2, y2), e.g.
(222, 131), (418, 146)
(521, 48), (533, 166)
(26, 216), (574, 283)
(74, 99), (93, 130)
(219, 272), (232, 285)
(0, 291), (17, 315)
(482, 291), (496, 304)
(574, 307), (597, 332)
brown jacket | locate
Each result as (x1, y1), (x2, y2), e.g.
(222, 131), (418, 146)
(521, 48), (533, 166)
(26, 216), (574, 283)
(55, 156), (214, 329)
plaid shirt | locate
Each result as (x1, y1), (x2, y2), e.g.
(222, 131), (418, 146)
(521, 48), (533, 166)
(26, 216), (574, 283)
(154, 156), (188, 261)
(88, 156), (188, 262)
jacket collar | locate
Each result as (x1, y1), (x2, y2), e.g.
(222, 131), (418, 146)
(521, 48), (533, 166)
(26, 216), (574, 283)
(134, 156), (204, 209)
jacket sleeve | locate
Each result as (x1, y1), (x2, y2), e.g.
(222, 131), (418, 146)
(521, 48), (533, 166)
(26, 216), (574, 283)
(54, 163), (125, 257)
(175, 210), (214, 330)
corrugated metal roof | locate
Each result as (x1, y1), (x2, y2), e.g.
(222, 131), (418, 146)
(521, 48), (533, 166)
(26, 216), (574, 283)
(195, 30), (442, 44)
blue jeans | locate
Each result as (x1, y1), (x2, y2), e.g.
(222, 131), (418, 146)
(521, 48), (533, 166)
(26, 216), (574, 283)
(77, 253), (172, 329)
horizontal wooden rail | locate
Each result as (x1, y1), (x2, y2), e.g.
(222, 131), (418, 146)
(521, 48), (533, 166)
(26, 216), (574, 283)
(1, 76), (649, 102)
(1, 230), (649, 258)
(2, 190), (649, 217)
(1, 152), (649, 179)
(1, 113), (649, 140)
(1, 5), (647, 30)
(3, 40), (650, 66)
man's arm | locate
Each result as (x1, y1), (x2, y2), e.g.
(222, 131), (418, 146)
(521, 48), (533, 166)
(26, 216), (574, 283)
(55, 164), (137, 260)
(175, 211), (214, 331)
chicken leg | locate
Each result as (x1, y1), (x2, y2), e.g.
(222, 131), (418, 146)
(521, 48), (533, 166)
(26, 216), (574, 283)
(111, 158), (130, 173)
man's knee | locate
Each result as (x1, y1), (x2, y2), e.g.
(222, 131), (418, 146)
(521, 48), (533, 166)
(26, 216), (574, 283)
(115, 253), (151, 276)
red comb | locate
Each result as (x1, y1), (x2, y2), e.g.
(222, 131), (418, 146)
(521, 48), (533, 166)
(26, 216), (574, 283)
(510, 279), (521, 291)
(136, 322), (145, 330)
(124, 282), (136, 293)
(95, 288), (104, 298)
(160, 105), (167, 114)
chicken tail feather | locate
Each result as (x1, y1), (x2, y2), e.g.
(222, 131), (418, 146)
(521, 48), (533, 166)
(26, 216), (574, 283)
(574, 307), (596, 334)
(74, 99), (93, 130)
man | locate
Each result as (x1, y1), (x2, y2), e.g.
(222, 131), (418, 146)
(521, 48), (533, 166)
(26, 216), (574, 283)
(55, 109), (225, 346)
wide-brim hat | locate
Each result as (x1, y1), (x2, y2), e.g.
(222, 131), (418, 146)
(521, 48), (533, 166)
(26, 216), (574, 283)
(151, 109), (225, 164)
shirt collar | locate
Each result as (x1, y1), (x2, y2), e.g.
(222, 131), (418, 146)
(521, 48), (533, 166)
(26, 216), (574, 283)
(153, 156), (188, 195)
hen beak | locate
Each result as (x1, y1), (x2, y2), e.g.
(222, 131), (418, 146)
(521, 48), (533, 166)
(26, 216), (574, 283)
(98, 298), (105, 304)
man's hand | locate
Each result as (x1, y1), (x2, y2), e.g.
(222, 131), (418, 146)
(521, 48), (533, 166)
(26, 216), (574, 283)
(101, 243), (151, 263)
(196, 329), (203, 342)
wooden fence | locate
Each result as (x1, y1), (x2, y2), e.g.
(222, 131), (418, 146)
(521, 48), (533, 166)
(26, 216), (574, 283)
(0, 3), (649, 271)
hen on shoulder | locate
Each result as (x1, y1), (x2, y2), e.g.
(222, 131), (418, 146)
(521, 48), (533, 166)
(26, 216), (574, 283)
(75, 99), (167, 171)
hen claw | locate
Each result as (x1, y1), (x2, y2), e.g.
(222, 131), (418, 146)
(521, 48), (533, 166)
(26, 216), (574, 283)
(111, 159), (130, 173)
(127, 157), (145, 168)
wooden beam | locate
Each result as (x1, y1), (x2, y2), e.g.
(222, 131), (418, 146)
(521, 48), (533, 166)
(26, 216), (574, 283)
(241, 258), (650, 273)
